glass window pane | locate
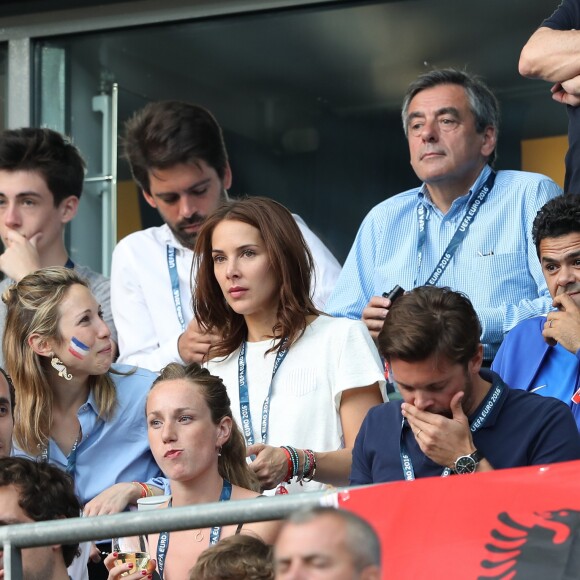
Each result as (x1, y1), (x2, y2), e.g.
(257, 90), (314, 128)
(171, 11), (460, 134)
(32, 0), (565, 264)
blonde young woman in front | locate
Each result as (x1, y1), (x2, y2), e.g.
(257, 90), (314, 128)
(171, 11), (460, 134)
(105, 363), (279, 580)
(3, 267), (160, 578)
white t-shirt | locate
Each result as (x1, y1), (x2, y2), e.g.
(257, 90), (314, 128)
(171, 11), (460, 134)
(206, 315), (386, 493)
(112, 218), (341, 372)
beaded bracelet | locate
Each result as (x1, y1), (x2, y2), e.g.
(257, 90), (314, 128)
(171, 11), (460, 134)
(302, 449), (317, 482)
(298, 449), (310, 485)
(301, 449), (310, 480)
(280, 445), (299, 480)
(288, 446), (300, 478)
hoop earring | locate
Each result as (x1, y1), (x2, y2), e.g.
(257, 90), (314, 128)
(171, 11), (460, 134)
(51, 354), (73, 381)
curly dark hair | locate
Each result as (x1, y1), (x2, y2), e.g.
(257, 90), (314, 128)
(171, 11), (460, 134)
(0, 127), (86, 204)
(189, 534), (274, 580)
(0, 457), (81, 566)
(532, 195), (580, 257)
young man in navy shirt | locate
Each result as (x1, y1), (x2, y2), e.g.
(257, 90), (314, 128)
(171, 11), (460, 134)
(350, 286), (580, 484)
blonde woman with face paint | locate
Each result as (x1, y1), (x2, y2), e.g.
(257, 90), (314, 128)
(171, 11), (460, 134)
(2, 267), (161, 577)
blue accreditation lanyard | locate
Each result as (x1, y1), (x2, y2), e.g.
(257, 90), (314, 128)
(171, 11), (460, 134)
(40, 431), (82, 478)
(156, 479), (232, 579)
(238, 339), (289, 446)
(399, 381), (504, 480)
(166, 245), (186, 332)
(413, 171), (496, 287)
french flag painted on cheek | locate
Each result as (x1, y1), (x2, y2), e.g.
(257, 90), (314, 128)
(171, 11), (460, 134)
(68, 337), (90, 359)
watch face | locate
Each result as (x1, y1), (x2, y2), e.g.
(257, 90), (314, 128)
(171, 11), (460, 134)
(455, 455), (477, 474)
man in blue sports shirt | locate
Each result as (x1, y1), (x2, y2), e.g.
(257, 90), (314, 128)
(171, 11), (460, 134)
(492, 195), (580, 430)
(325, 68), (562, 364)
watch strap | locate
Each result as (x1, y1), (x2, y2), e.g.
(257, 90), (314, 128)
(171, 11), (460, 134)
(453, 449), (484, 474)
(470, 449), (484, 464)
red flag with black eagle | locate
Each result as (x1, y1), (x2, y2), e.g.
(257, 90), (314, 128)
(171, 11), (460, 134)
(338, 460), (580, 579)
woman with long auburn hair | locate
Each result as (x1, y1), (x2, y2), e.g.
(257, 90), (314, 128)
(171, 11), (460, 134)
(193, 197), (386, 492)
(3, 267), (161, 578)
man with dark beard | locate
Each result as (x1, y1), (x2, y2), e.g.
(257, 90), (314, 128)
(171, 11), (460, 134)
(112, 101), (340, 371)
(493, 196), (580, 431)
(350, 286), (580, 484)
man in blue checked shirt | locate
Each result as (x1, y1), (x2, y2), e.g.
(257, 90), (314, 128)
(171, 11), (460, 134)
(325, 68), (562, 364)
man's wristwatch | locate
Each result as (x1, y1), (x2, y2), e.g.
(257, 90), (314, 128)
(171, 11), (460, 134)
(453, 450), (484, 474)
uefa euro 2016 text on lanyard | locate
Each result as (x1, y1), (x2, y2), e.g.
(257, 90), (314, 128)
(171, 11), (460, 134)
(385, 171), (496, 374)
(400, 381), (504, 480)
(238, 339), (289, 449)
(166, 246), (186, 332)
(413, 171), (496, 288)
(399, 171), (498, 480)
(238, 338), (289, 492)
(155, 479), (232, 579)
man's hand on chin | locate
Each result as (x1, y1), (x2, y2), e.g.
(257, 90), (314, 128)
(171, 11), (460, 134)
(543, 293), (580, 353)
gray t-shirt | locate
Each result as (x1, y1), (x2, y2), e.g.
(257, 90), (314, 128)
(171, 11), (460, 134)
(0, 263), (117, 367)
